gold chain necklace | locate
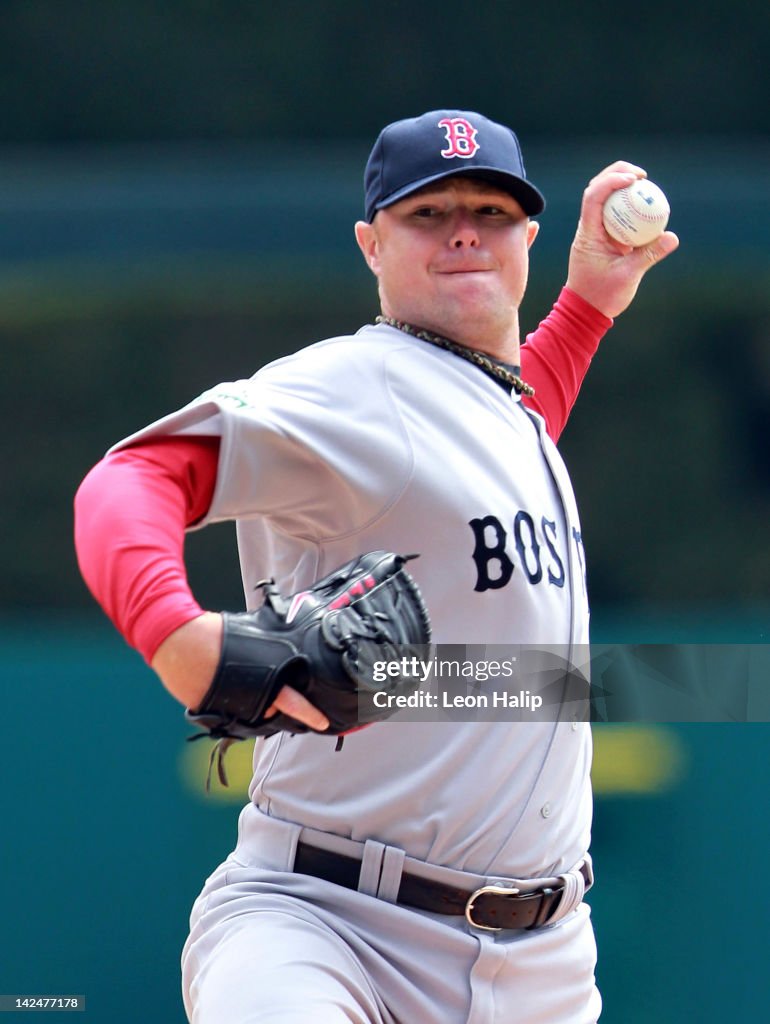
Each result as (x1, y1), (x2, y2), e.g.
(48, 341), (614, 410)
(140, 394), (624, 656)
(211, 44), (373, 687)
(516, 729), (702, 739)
(374, 316), (535, 397)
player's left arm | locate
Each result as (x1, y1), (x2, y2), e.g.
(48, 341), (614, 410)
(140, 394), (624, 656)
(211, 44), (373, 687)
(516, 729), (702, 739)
(521, 161), (679, 440)
(520, 287), (611, 442)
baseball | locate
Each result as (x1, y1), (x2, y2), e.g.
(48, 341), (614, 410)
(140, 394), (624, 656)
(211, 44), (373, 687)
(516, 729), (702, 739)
(602, 179), (670, 247)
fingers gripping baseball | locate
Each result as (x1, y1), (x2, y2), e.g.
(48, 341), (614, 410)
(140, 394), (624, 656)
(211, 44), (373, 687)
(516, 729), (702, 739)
(566, 162), (679, 319)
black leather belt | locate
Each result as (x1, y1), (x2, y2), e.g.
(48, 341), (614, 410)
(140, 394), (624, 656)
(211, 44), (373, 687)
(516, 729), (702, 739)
(294, 841), (590, 932)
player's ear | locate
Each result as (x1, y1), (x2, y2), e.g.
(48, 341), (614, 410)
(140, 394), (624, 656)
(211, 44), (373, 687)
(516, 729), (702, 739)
(354, 220), (380, 276)
(526, 220), (540, 249)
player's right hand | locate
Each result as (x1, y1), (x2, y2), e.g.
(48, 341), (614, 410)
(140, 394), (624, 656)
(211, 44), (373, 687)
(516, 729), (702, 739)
(266, 685), (330, 732)
(151, 612), (330, 731)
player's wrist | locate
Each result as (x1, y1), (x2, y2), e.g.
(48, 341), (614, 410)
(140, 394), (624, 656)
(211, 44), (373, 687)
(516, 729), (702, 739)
(558, 285), (614, 329)
(151, 611), (224, 709)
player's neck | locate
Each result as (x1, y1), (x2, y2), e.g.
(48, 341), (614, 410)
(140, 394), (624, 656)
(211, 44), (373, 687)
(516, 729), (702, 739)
(465, 315), (521, 365)
(381, 304), (521, 364)
(451, 330), (520, 365)
(375, 316), (533, 396)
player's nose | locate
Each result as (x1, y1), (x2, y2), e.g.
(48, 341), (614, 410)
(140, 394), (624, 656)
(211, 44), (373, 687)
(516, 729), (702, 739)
(448, 210), (480, 248)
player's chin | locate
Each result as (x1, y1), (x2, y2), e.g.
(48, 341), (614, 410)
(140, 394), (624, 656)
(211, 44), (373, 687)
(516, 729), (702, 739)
(441, 281), (512, 322)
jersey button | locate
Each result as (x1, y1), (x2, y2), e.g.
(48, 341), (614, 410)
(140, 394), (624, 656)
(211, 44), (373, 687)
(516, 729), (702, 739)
(540, 802), (551, 819)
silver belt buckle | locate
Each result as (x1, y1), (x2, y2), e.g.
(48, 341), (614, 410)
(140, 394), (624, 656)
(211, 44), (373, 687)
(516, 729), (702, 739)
(464, 884), (521, 932)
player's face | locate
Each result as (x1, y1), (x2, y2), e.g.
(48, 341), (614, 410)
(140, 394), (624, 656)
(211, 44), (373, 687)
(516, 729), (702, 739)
(355, 178), (539, 358)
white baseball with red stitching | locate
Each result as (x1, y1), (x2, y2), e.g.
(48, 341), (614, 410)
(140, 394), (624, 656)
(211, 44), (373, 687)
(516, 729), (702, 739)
(602, 178), (670, 247)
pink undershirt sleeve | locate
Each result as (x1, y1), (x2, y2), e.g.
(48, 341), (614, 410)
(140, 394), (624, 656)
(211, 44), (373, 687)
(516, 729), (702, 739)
(520, 286), (612, 442)
(73, 286), (611, 663)
(74, 436), (220, 663)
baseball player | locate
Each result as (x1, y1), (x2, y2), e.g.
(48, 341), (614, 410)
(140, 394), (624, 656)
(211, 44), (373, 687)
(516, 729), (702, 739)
(74, 110), (678, 1023)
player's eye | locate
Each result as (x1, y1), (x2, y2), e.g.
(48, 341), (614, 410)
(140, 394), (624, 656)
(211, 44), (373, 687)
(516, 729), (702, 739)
(411, 206), (440, 218)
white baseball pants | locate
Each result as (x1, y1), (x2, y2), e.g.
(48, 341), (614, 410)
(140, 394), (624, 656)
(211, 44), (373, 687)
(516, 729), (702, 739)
(182, 809), (601, 1023)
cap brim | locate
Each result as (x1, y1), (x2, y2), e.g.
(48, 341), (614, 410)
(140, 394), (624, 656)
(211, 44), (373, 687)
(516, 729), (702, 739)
(373, 166), (546, 219)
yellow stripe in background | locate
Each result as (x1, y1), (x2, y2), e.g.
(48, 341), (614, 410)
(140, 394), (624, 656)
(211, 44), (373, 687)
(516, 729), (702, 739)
(179, 724), (687, 803)
(591, 725), (686, 795)
(179, 737), (256, 802)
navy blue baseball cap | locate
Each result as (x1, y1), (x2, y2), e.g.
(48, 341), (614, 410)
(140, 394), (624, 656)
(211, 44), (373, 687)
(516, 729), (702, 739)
(364, 109), (545, 223)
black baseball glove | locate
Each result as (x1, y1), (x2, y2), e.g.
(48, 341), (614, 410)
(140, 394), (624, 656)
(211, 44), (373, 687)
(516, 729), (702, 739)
(185, 550), (431, 786)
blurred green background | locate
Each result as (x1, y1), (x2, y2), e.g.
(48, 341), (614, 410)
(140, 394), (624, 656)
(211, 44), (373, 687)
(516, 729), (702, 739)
(1, 1), (768, 1020)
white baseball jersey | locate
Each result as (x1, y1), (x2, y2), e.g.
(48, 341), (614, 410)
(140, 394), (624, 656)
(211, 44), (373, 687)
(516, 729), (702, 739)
(116, 322), (592, 879)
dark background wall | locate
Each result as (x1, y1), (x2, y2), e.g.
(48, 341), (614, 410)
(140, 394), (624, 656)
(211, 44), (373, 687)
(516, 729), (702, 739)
(1, 2), (768, 1021)
(0, 1), (766, 143)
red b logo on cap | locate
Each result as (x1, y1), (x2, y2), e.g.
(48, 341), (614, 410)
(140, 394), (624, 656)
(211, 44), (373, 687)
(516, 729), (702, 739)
(438, 117), (480, 159)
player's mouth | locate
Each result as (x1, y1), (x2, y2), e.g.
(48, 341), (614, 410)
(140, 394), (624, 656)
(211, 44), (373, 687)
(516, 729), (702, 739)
(434, 266), (496, 277)
(432, 259), (498, 275)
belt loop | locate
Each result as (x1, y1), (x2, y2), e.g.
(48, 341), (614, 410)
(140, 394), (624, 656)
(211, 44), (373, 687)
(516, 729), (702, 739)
(377, 847), (406, 903)
(546, 865), (586, 926)
(358, 841), (385, 896)
(582, 853), (594, 889)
